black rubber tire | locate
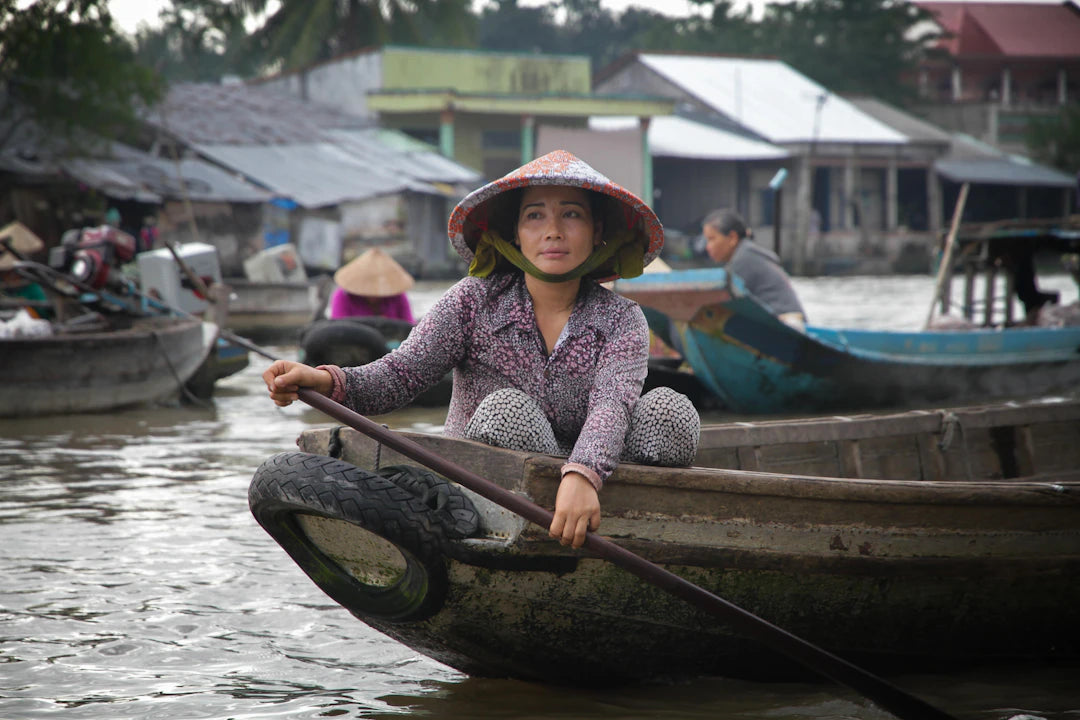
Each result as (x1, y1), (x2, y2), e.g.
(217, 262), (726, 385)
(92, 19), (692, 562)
(349, 316), (415, 347)
(299, 319), (390, 367)
(375, 465), (480, 539)
(249, 451), (450, 622)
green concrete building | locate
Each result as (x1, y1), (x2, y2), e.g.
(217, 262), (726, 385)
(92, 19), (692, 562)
(260, 46), (674, 201)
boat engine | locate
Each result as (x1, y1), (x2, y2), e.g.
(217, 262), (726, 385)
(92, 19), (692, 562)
(49, 226), (137, 291)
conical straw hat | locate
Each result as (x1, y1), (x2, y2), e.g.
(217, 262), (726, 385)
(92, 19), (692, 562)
(0, 221), (45, 271)
(333, 247), (415, 297)
(447, 149), (664, 282)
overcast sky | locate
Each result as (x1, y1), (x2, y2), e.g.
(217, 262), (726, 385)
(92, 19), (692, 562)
(107, 0), (758, 35)
(107, 0), (1065, 36)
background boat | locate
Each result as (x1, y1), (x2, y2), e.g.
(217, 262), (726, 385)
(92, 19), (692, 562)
(615, 216), (1080, 415)
(0, 314), (213, 417)
(616, 267), (1080, 414)
(224, 277), (325, 344)
(250, 396), (1080, 684)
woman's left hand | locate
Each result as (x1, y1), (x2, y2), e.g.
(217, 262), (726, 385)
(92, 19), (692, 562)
(549, 472), (601, 549)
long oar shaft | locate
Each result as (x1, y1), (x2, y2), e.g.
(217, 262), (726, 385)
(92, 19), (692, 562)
(294, 388), (957, 720)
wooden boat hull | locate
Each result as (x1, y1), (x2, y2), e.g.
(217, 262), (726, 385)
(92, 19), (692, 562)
(251, 399), (1080, 683)
(226, 279), (320, 344)
(184, 338), (251, 399)
(615, 268), (1080, 414)
(0, 316), (213, 417)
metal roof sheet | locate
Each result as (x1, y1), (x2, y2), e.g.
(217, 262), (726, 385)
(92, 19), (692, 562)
(150, 82), (372, 146)
(68, 154), (271, 203)
(195, 142), (437, 208)
(323, 128), (480, 184)
(935, 132), (1074, 187)
(0, 120), (271, 204)
(935, 158), (1075, 187)
(590, 115), (789, 160)
(846, 96), (954, 145)
(150, 83), (480, 207)
(637, 54), (907, 145)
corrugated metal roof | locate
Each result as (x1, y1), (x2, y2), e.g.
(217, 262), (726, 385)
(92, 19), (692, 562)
(590, 115), (789, 160)
(935, 132), (1073, 187)
(935, 158), (1074, 187)
(150, 83), (481, 207)
(68, 154), (272, 203)
(637, 54), (907, 145)
(195, 142), (439, 208)
(150, 82), (372, 146)
(323, 128), (480, 184)
(846, 97), (953, 145)
(0, 119), (271, 204)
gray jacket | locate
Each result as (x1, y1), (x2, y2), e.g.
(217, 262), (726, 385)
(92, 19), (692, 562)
(726, 240), (806, 318)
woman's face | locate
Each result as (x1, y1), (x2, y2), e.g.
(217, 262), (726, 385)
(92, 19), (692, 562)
(516, 186), (600, 276)
(703, 223), (740, 264)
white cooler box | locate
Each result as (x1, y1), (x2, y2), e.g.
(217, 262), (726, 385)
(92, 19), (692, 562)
(137, 243), (222, 315)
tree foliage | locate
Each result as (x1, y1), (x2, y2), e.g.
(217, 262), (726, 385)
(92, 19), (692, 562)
(133, 0), (256, 83)
(0, 0), (162, 153)
(753, 0), (938, 105)
(126, 0), (936, 107)
(1, 0), (941, 152)
(1025, 104), (1080, 174)
(244, 0), (475, 73)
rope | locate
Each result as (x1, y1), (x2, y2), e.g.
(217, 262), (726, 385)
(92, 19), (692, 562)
(152, 329), (211, 408)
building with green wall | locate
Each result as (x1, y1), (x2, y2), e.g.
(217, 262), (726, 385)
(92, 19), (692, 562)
(259, 46), (673, 199)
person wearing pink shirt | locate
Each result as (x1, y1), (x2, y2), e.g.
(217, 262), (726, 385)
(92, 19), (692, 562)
(328, 247), (415, 323)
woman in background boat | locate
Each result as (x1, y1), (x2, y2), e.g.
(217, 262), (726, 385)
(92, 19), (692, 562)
(702, 209), (807, 330)
(264, 150), (700, 548)
(328, 247), (415, 323)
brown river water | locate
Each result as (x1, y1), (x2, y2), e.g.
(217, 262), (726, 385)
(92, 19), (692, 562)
(2, 275), (1079, 719)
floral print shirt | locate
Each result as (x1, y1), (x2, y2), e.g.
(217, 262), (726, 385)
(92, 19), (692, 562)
(329, 272), (649, 485)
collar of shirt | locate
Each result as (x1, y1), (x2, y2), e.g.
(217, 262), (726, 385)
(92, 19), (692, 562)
(484, 273), (600, 351)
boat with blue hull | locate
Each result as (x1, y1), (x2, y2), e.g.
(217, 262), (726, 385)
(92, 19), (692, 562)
(615, 267), (1080, 414)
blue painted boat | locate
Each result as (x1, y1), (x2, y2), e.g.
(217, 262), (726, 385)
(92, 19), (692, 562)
(615, 267), (1080, 414)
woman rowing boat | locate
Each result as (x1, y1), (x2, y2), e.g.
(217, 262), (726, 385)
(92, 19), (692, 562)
(263, 150), (699, 548)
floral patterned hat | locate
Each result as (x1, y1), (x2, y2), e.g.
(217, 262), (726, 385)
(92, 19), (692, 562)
(447, 149), (664, 282)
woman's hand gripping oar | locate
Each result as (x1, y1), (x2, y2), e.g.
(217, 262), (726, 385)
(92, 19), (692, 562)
(248, 355), (959, 720)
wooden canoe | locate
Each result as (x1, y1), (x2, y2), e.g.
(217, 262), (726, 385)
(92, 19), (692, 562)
(250, 397), (1080, 683)
(0, 315), (214, 417)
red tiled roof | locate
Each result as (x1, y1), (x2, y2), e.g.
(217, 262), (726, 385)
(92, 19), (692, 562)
(917, 2), (1080, 58)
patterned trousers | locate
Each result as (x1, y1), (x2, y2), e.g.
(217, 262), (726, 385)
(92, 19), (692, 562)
(463, 387), (699, 467)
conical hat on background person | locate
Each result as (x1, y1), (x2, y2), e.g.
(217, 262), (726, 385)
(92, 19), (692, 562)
(447, 149), (664, 283)
(333, 247), (415, 297)
(0, 221), (45, 271)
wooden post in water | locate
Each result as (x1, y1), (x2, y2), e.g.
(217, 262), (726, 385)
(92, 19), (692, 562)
(925, 183), (970, 329)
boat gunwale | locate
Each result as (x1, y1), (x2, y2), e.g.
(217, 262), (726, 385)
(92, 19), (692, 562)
(299, 425), (1080, 509)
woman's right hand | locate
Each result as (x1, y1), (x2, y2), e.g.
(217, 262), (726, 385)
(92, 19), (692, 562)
(263, 360), (333, 406)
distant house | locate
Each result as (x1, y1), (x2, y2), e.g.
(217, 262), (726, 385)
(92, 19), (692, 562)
(852, 96), (1076, 226)
(255, 45), (675, 203)
(144, 82), (481, 278)
(595, 52), (950, 274)
(913, 1), (1080, 153)
(0, 116), (271, 261)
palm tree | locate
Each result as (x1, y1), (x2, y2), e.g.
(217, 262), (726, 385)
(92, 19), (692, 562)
(240, 0), (476, 73)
